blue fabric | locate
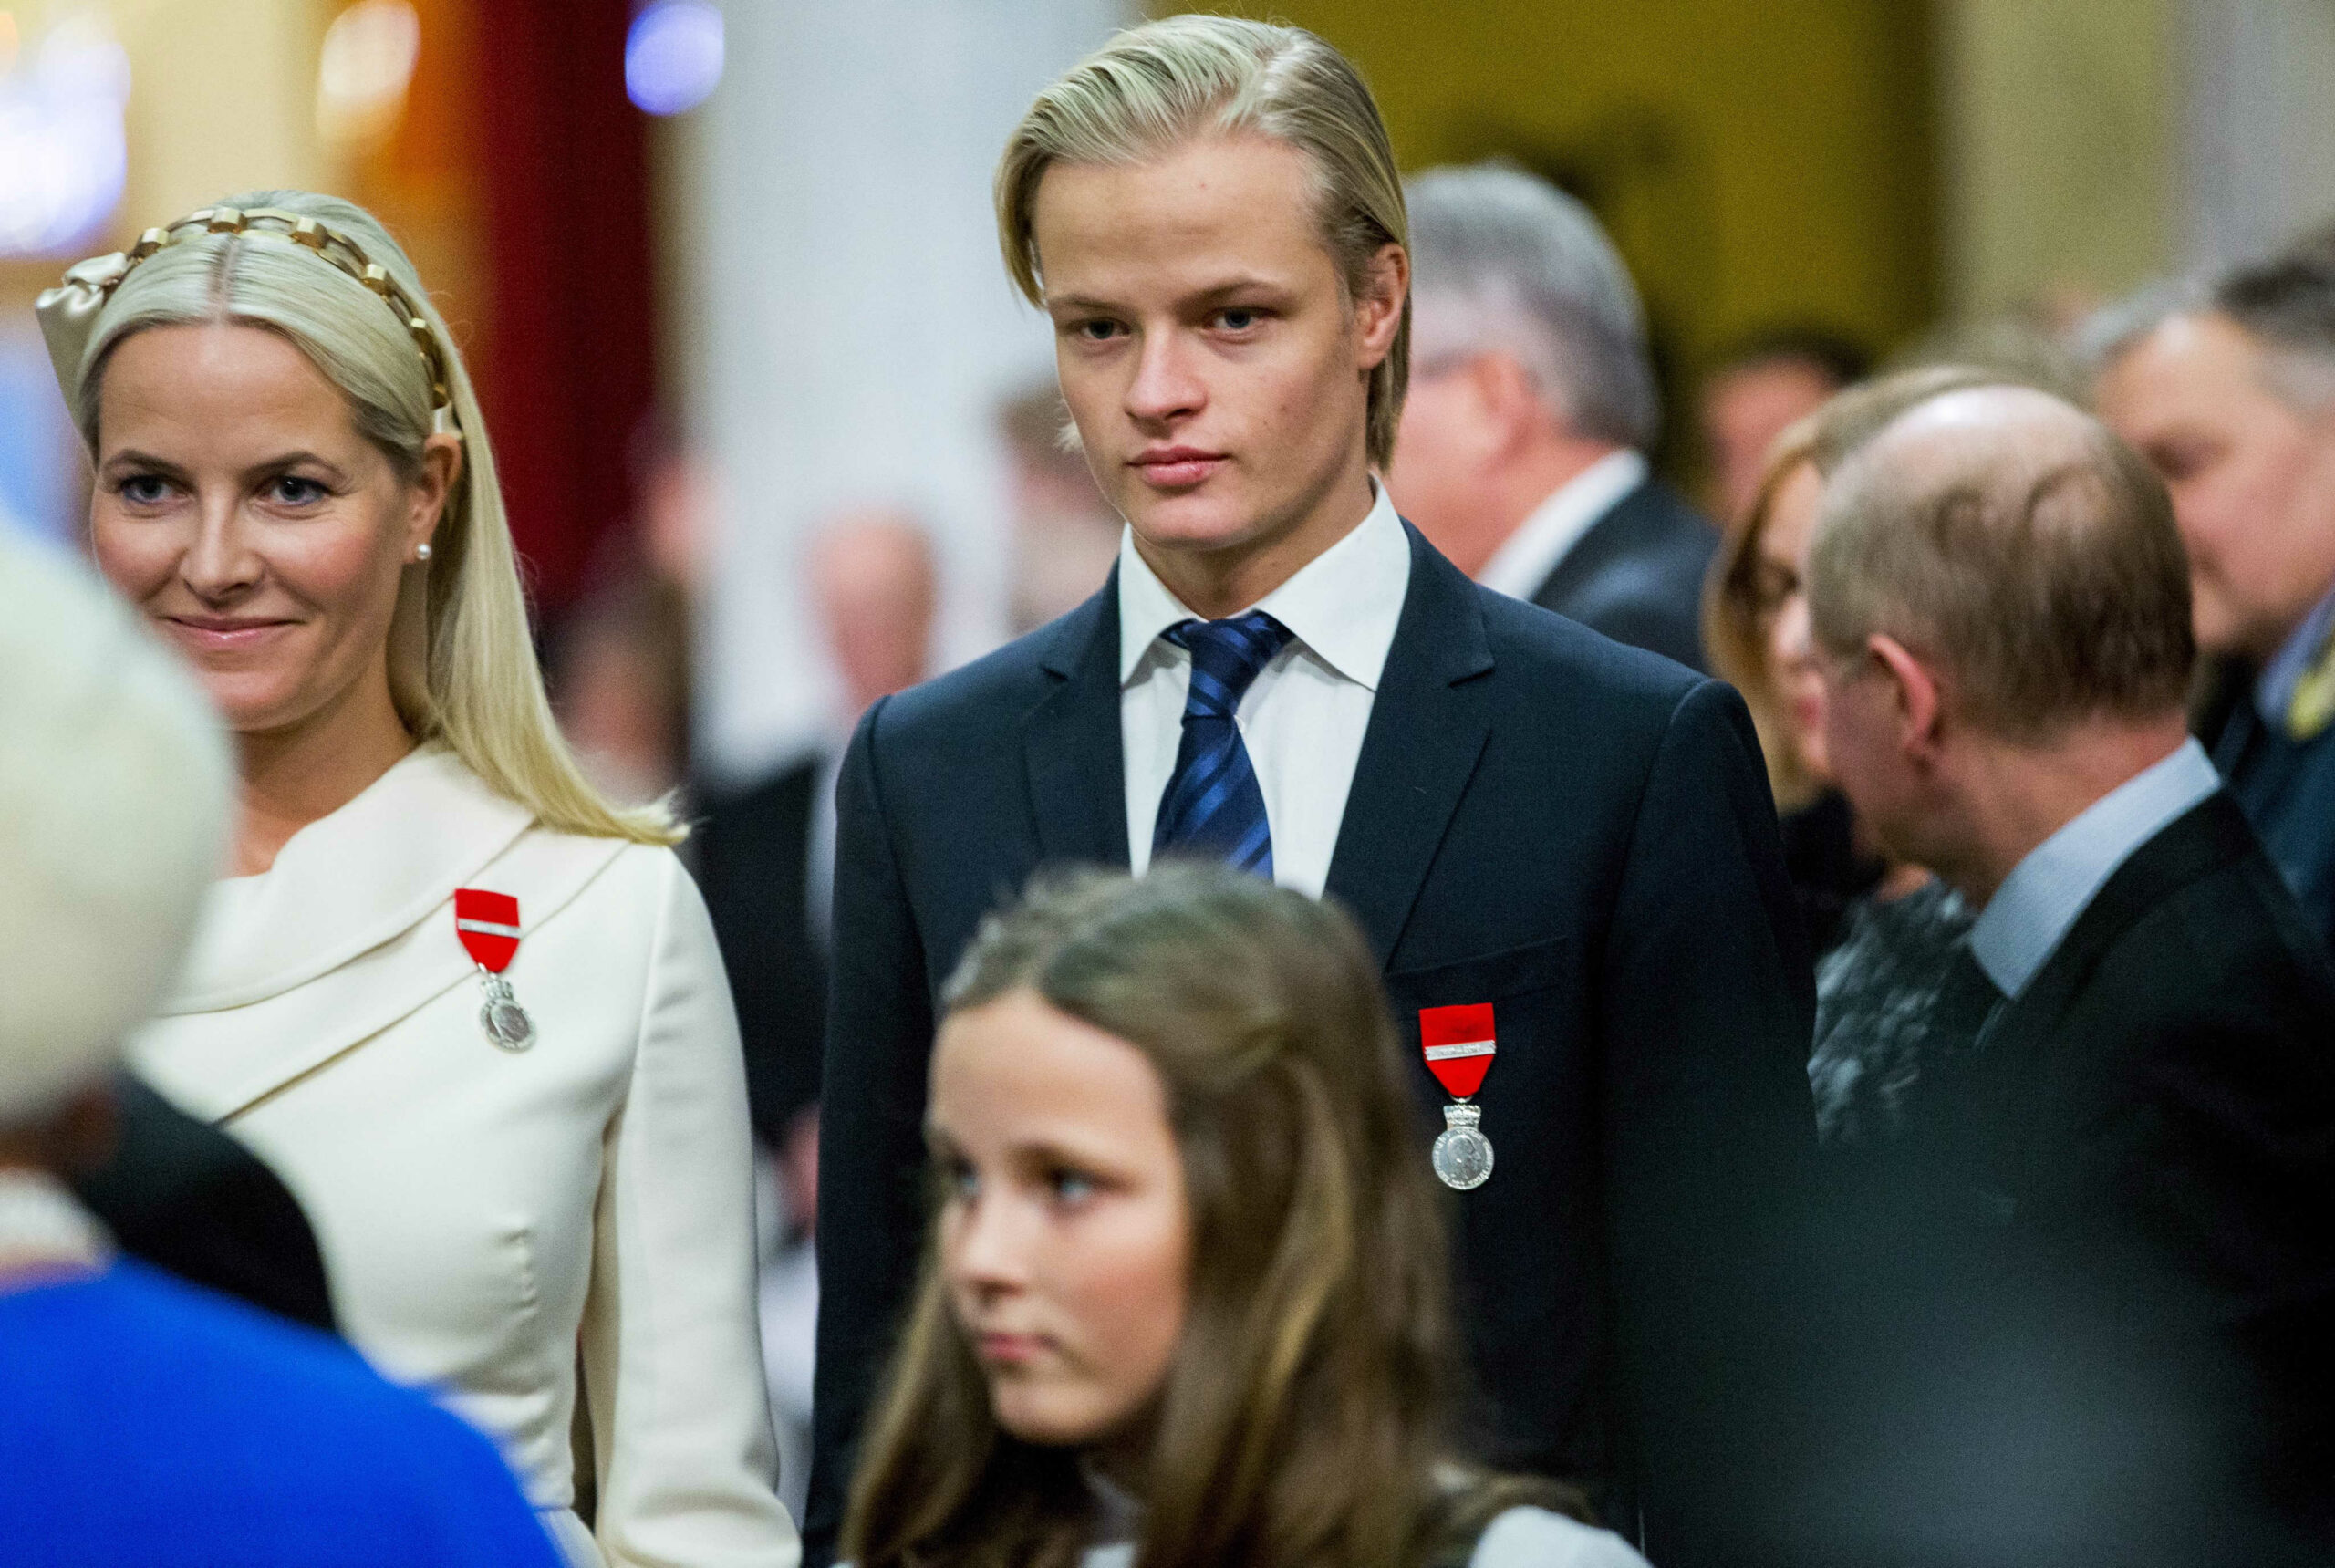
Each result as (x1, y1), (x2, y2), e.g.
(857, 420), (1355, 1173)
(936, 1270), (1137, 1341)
(2252, 579), (2335, 727)
(2214, 696), (2335, 955)
(0, 1261), (560, 1568)
(1969, 738), (2222, 998)
(1151, 611), (1292, 877)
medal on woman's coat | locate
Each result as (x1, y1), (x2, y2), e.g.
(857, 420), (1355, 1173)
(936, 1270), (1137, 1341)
(455, 888), (536, 1051)
(1419, 1002), (1496, 1189)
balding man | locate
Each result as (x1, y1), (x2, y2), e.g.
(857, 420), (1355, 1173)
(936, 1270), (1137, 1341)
(1798, 386), (2335, 1563)
(1391, 163), (1717, 670)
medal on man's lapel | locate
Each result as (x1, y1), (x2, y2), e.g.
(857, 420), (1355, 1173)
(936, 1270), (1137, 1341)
(1419, 1002), (1496, 1189)
(454, 888), (536, 1052)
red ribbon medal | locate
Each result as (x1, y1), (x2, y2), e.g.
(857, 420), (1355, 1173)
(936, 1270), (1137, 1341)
(1419, 1002), (1495, 1190)
(455, 888), (535, 1051)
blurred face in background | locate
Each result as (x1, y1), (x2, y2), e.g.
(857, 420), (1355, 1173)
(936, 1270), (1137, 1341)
(1702, 358), (1840, 524)
(930, 988), (1190, 1452)
(1754, 460), (1832, 781)
(88, 322), (453, 741)
(1032, 133), (1405, 602)
(2099, 312), (2335, 662)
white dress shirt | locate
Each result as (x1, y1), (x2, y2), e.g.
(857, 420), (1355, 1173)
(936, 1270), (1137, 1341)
(1968, 738), (2222, 999)
(1119, 483), (1411, 898)
(1476, 449), (1649, 600)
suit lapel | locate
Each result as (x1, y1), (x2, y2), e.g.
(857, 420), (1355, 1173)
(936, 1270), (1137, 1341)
(1024, 574), (1132, 869)
(1325, 524), (1495, 967)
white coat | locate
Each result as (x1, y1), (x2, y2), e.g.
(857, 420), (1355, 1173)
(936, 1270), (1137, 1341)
(131, 745), (799, 1568)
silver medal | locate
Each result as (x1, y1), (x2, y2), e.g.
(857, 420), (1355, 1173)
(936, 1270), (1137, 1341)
(1431, 1101), (1493, 1190)
(477, 970), (536, 1052)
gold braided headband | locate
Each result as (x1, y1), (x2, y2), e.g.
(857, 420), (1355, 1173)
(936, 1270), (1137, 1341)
(35, 204), (458, 431)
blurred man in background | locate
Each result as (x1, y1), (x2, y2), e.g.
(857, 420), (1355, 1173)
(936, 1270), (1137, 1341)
(1800, 384), (2334, 1563)
(692, 505), (937, 1521)
(998, 381), (1122, 634)
(1697, 327), (1870, 524)
(2093, 253), (2335, 956)
(1392, 161), (1718, 670)
(0, 529), (558, 1568)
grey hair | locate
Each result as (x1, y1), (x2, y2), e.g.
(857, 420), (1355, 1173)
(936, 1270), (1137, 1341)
(2070, 276), (2207, 379)
(1406, 161), (1657, 449)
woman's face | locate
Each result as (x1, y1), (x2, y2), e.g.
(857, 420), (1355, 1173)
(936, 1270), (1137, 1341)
(88, 322), (454, 739)
(1756, 459), (1832, 783)
(930, 988), (1191, 1451)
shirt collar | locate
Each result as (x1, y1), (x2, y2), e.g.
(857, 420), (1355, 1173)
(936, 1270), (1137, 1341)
(1968, 737), (2221, 999)
(1116, 482), (1412, 691)
(1476, 448), (1648, 599)
(2254, 578), (2335, 722)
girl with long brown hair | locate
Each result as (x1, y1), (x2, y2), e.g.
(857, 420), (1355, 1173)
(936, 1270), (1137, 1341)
(842, 865), (1645, 1568)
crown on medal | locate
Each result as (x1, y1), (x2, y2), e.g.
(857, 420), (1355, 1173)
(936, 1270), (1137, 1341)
(1442, 1102), (1482, 1127)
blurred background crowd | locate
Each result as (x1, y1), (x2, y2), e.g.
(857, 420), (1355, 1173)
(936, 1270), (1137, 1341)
(5, 0), (2335, 1536)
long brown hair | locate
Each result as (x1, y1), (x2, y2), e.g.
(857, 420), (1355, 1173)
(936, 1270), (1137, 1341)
(842, 865), (1570, 1568)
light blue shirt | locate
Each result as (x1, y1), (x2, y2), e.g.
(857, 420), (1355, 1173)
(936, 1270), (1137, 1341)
(1968, 738), (2222, 1000)
(2255, 580), (2335, 724)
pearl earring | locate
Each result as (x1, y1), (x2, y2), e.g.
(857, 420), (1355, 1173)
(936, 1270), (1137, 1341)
(415, 543), (433, 563)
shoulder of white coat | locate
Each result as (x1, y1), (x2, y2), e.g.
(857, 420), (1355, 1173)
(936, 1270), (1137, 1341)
(1468, 1508), (1652, 1568)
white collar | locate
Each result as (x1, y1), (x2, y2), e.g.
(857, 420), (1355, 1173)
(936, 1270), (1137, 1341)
(167, 744), (535, 1012)
(1968, 738), (2222, 999)
(1476, 449), (1648, 600)
(1116, 482), (1411, 691)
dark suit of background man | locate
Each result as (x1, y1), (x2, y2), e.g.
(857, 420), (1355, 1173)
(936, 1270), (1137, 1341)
(2095, 249), (2335, 957)
(808, 26), (1815, 1567)
(1386, 162), (1719, 671)
(1800, 384), (2335, 1565)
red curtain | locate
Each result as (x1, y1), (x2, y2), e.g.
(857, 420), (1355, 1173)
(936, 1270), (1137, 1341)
(472, 0), (656, 618)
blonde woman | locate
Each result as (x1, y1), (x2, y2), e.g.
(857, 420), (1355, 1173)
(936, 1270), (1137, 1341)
(36, 193), (796, 1568)
(846, 865), (1647, 1568)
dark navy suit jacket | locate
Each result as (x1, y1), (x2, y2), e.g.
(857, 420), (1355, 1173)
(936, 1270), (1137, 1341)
(1528, 477), (1718, 673)
(807, 524), (1817, 1565)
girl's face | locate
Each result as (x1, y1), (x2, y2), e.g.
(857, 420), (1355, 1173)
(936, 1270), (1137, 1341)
(88, 322), (453, 739)
(1755, 459), (1832, 782)
(929, 988), (1192, 1451)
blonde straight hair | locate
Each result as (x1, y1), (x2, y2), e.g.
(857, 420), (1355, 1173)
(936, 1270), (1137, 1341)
(995, 15), (1412, 471)
(63, 190), (679, 846)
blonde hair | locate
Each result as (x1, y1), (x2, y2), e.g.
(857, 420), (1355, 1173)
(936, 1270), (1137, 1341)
(62, 191), (679, 846)
(995, 16), (1411, 470)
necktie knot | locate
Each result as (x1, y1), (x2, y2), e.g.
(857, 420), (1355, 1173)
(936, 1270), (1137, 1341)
(1165, 611), (1292, 721)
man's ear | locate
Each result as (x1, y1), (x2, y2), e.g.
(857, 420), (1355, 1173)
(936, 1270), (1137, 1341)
(1353, 242), (1408, 369)
(1867, 633), (1944, 757)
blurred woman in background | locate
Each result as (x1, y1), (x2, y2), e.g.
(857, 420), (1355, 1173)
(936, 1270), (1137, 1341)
(36, 192), (794, 1568)
(843, 864), (1646, 1568)
(1704, 366), (1998, 1147)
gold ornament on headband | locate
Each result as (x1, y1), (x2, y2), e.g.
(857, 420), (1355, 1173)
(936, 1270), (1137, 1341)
(34, 205), (459, 435)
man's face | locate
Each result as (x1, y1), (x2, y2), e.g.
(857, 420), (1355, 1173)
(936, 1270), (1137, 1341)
(1385, 299), (1515, 577)
(1816, 648), (1926, 863)
(1031, 134), (1397, 568)
(2098, 313), (2335, 661)
(1701, 358), (1838, 524)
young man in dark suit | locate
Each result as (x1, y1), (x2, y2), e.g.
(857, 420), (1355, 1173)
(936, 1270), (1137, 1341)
(1387, 162), (1718, 671)
(1803, 383), (2335, 1563)
(807, 18), (1817, 1564)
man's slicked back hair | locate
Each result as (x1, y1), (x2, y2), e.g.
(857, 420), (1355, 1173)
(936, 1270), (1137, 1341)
(995, 15), (1410, 469)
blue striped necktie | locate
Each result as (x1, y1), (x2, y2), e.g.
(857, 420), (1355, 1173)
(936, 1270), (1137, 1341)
(1152, 611), (1294, 877)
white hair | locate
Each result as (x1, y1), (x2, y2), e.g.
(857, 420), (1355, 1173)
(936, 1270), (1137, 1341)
(0, 530), (232, 1127)
(1406, 161), (1658, 449)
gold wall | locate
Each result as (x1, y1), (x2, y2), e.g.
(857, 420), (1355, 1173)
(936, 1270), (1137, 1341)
(1195, 0), (1942, 386)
